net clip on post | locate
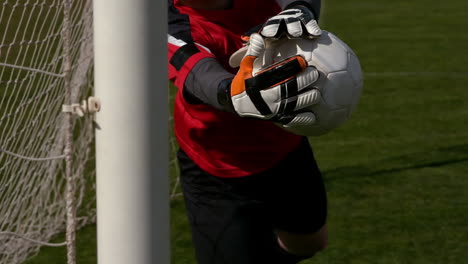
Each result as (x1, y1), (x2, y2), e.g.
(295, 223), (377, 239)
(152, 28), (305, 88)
(62, 96), (102, 129)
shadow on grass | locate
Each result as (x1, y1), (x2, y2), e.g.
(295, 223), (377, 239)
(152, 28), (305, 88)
(323, 143), (468, 181)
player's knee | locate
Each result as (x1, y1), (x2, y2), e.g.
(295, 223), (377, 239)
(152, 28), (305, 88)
(312, 234), (328, 253)
(276, 225), (328, 256)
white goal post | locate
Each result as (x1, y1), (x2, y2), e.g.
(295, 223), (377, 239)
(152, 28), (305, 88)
(0, 0), (170, 263)
(93, 0), (169, 264)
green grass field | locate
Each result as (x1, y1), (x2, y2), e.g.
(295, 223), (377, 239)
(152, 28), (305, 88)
(25, 0), (468, 263)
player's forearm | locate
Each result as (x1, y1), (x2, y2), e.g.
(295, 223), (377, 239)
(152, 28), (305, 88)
(183, 57), (234, 111)
(275, 0), (321, 20)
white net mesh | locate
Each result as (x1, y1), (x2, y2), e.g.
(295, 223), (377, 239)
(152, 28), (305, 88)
(0, 0), (95, 263)
(0, 1), (181, 262)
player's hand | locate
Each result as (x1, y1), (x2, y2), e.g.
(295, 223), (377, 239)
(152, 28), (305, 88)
(221, 33), (321, 127)
(260, 5), (321, 39)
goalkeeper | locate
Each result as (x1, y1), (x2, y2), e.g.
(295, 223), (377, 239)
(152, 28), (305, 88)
(168, 0), (327, 263)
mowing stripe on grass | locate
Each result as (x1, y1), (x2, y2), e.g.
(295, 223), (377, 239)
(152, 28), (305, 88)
(365, 71), (468, 77)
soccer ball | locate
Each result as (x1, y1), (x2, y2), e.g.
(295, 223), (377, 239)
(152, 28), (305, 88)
(256, 31), (363, 136)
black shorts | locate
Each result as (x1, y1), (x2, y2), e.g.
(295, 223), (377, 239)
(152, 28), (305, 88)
(177, 137), (327, 264)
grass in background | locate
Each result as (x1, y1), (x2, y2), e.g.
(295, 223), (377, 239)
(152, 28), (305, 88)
(26, 0), (468, 263)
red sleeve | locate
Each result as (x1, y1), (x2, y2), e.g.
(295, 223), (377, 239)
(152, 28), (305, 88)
(168, 39), (216, 90)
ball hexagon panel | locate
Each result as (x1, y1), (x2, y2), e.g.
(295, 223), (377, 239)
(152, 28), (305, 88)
(253, 30), (363, 136)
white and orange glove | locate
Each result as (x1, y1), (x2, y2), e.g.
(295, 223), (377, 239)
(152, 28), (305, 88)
(260, 4), (321, 39)
(218, 33), (321, 127)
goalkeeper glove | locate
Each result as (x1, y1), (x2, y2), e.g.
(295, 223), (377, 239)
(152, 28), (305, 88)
(260, 4), (321, 39)
(219, 33), (321, 127)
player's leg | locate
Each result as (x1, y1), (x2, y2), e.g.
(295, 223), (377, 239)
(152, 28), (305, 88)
(276, 224), (328, 256)
(176, 136), (327, 263)
(266, 137), (328, 260)
(177, 148), (281, 264)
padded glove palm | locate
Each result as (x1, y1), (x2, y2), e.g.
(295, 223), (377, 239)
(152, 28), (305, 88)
(224, 33), (321, 127)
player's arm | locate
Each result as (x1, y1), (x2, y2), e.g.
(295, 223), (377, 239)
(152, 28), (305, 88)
(169, 33), (320, 127)
(168, 35), (233, 110)
(261, 0), (322, 39)
(168, 3), (234, 110)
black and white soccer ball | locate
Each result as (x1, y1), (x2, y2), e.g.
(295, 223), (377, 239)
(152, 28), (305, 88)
(255, 31), (364, 136)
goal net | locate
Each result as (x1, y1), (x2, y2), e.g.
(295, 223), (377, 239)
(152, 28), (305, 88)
(1, 1), (179, 263)
(0, 0), (95, 263)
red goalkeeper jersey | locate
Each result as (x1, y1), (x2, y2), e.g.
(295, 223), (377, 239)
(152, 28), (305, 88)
(168, 0), (303, 177)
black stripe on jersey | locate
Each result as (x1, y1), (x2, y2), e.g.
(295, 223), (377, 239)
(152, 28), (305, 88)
(168, 0), (202, 71)
(170, 43), (200, 71)
(168, 0), (193, 43)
